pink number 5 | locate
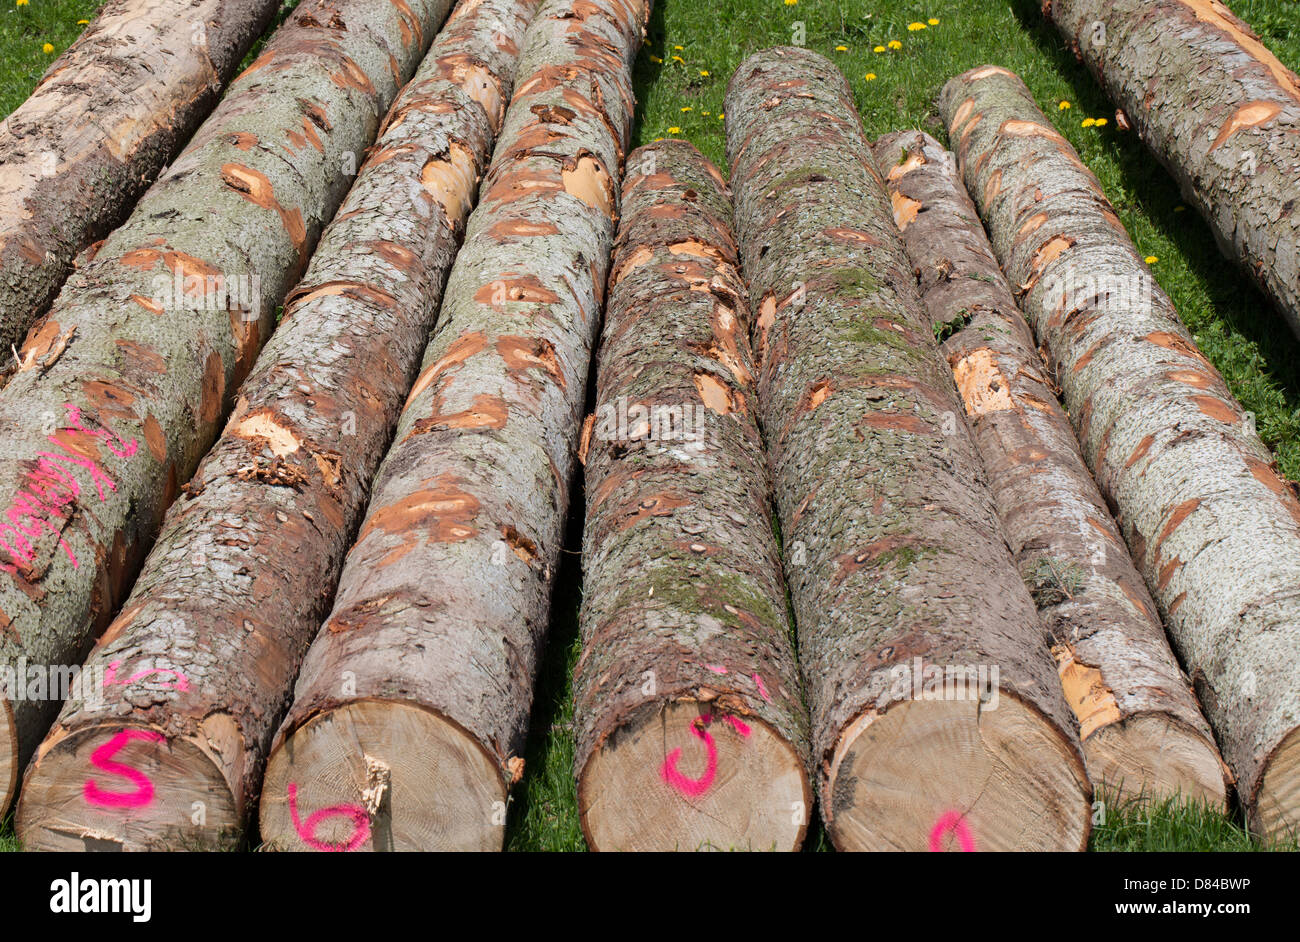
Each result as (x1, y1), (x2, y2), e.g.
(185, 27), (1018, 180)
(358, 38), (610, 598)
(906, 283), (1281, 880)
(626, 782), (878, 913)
(84, 729), (166, 808)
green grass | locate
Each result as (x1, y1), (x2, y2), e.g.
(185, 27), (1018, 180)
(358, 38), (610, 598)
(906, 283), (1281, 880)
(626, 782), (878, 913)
(2, 0), (1299, 852)
(0, 0), (102, 118)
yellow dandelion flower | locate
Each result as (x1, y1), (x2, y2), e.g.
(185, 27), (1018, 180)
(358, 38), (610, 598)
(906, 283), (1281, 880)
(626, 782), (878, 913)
(784, 0), (797, 5)
(1059, 101), (1071, 110)
(650, 55), (662, 63)
(668, 127), (681, 134)
(699, 70), (709, 76)
(874, 45), (886, 53)
(928, 18), (940, 25)
(1145, 255), (1158, 264)
(907, 22), (926, 31)
(77, 19), (88, 25)
(835, 45), (848, 52)
(702, 111), (710, 116)
(888, 40), (902, 50)
(42, 42), (53, 53)
(681, 106), (692, 112)
(1081, 117), (1096, 127)
(864, 73), (877, 81)
(671, 55), (684, 63)
(718, 111), (725, 119)
(15, 0), (28, 7)
(1094, 117), (1108, 126)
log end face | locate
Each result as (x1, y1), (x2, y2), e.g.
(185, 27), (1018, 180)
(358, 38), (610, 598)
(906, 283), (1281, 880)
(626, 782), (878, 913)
(15, 722), (236, 852)
(825, 696), (1091, 851)
(260, 700), (506, 852)
(1254, 724), (1300, 845)
(578, 699), (811, 851)
(1083, 714), (1228, 812)
(0, 697), (15, 817)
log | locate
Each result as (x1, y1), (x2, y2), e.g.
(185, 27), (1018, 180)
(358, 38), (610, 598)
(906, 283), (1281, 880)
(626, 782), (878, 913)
(571, 140), (812, 851)
(873, 128), (1228, 809)
(12, 0), (538, 852)
(940, 65), (1300, 840)
(0, 0), (453, 819)
(258, 0), (650, 852)
(0, 0), (283, 360)
(1042, 0), (1300, 340)
(725, 47), (1091, 852)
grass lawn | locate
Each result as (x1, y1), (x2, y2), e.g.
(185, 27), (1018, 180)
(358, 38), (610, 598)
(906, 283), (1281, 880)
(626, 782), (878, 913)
(2, 0), (1299, 852)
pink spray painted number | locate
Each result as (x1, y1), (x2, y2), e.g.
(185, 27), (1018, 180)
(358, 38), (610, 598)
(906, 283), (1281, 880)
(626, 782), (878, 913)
(287, 783), (370, 852)
(929, 810), (976, 852)
(83, 729), (166, 809)
(660, 713), (751, 799)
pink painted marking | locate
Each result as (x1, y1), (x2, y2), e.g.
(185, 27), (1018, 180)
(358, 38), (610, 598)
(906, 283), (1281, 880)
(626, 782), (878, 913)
(929, 810), (976, 852)
(105, 660), (190, 692)
(287, 783), (370, 852)
(83, 729), (166, 808)
(660, 718), (718, 798)
(724, 715), (752, 738)
(0, 404), (138, 574)
(704, 664), (728, 674)
(752, 673), (771, 702)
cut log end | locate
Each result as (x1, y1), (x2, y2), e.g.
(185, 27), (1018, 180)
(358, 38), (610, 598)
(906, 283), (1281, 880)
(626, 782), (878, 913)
(1, 698), (15, 816)
(1084, 714), (1228, 811)
(825, 695), (1091, 851)
(260, 700), (506, 852)
(578, 700), (811, 852)
(15, 723), (236, 852)
(1256, 726), (1300, 843)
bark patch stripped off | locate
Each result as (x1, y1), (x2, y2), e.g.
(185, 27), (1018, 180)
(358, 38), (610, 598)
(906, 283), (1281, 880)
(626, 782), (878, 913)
(726, 47), (1091, 852)
(874, 128), (1227, 810)
(0, 0), (452, 819)
(0, 0), (283, 360)
(941, 65), (1300, 840)
(572, 140), (811, 852)
(1044, 0), (1300, 339)
(259, 0), (650, 852)
(12, 0), (539, 851)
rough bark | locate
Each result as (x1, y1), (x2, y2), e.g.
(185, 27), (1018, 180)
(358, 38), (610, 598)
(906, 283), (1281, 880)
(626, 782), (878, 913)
(0, 0), (284, 362)
(1043, 0), (1300, 340)
(259, 0), (649, 853)
(0, 0), (452, 819)
(874, 129), (1228, 809)
(940, 65), (1300, 840)
(12, 0), (537, 852)
(571, 140), (811, 852)
(725, 47), (1091, 852)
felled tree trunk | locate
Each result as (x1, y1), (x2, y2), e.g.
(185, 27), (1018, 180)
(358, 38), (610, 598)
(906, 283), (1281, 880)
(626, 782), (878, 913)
(0, 0), (283, 360)
(571, 140), (811, 852)
(0, 0), (452, 819)
(11, 0), (537, 852)
(726, 47), (1091, 852)
(941, 65), (1300, 840)
(1043, 0), (1300, 340)
(258, 0), (650, 853)
(874, 128), (1228, 810)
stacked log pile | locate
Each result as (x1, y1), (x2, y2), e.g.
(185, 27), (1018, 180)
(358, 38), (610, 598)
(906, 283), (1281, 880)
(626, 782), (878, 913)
(941, 65), (1300, 840)
(726, 47), (1092, 852)
(0, 0), (283, 358)
(258, 0), (650, 852)
(14, 0), (537, 851)
(874, 128), (1228, 809)
(0, 0), (453, 819)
